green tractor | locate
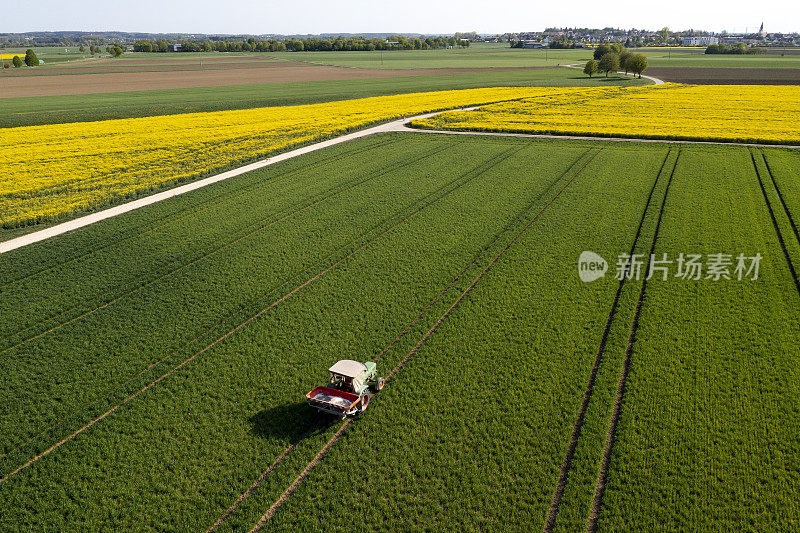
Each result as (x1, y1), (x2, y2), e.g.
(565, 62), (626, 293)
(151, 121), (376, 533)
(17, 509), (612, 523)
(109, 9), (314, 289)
(306, 360), (385, 418)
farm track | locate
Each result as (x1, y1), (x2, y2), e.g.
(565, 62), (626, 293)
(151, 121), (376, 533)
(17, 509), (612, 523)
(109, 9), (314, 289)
(203, 146), (597, 531)
(586, 150), (680, 532)
(543, 147), (673, 532)
(750, 150), (800, 297)
(0, 142), (524, 483)
(0, 139), (447, 354)
(243, 148), (604, 531)
(0, 135), (400, 289)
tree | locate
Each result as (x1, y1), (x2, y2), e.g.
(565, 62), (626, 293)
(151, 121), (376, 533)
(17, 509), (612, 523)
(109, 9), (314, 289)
(110, 45), (124, 57)
(628, 54), (648, 78)
(24, 49), (38, 67)
(12, 55), (22, 68)
(593, 43), (611, 60)
(133, 40), (152, 52)
(598, 52), (620, 77)
(659, 27), (670, 44)
(583, 59), (598, 77)
(79, 44), (86, 52)
(619, 50), (633, 74)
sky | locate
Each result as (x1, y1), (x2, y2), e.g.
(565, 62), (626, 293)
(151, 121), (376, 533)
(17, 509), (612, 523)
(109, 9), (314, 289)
(7, 0), (800, 35)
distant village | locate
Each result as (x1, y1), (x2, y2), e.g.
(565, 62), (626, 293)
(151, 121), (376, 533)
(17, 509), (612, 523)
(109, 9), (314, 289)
(1, 26), (797, 50)
(490, 24), (797, 48)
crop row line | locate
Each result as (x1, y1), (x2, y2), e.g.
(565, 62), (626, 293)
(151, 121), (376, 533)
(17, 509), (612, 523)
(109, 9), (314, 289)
(199, 142), (540, 530)
(0, 140), (452, 357)
(750, 150), (800, 297)
(0, 142), (453, 457)
(0, 141), (522, 483)
(586, 150), (681, 532)
(543, 147), (674, 532)
(243, 148), (605, 532)
(374, 147), (595, 364)
(0, 135), (401, 290)
(757, 149), (800, 289)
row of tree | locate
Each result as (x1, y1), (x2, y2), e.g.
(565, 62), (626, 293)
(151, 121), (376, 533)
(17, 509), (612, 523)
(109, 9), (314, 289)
(132, 35), (469, 53)
(705, 43), (765, 55)
(1, 49), (38, 68)
(584, 51), (648, 78)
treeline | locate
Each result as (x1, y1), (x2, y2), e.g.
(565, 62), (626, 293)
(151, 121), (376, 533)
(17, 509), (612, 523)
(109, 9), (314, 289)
(584, 44), (648, 78)
(705, 43), (765, 55)
(133, 35), (470, 53)
(509, 39), (584, 49)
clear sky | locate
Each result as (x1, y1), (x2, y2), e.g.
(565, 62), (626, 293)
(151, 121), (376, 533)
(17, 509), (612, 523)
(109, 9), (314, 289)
(8, 0), (799, 34)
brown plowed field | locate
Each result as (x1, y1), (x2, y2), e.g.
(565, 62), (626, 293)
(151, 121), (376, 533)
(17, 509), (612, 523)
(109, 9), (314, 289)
(1, 61), (307, 77)
(646, 66), (800, 84)
(0, 65), (553, 98)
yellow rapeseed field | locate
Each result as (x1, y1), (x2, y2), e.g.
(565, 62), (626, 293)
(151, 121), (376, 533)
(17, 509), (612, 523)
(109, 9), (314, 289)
(0, 87), (544, 227)
(412, 84), (800, 145)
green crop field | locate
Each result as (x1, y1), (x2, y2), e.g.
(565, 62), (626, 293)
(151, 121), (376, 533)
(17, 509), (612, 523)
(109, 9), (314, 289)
(0, 68), (647, 129)
(2, 131), (798, 531)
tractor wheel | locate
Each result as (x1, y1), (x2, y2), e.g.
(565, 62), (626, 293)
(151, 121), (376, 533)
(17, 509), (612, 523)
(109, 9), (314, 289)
(359, 392), (371, 413)
(375, 377), (385, 392)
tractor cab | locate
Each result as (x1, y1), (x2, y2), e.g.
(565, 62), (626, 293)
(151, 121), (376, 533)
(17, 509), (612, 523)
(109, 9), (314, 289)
(306, 359), (385, 418)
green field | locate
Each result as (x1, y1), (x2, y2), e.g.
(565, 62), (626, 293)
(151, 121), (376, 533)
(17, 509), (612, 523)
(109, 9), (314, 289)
(0, 46), (94, 65)
(0, 67), (647, 128)
(1, 132), (798, 530)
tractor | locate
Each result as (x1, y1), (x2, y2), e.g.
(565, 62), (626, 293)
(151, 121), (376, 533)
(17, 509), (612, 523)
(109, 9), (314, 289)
(306, 360), (385, 418)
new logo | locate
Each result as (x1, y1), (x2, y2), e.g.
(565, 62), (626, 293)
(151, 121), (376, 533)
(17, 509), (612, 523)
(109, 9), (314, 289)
(578, 251), (608, 282)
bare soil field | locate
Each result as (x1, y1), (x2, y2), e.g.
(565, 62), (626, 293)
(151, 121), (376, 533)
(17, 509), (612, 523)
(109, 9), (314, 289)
(646, 66), (800, 84)
(0, 65), (554, 98)
(1, 61), (306, 76)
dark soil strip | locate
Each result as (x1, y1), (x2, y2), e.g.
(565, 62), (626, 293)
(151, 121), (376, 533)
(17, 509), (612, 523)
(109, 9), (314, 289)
(645, 67), (800, 85)
(760, 150), (800, 249)
(750, 150), (800, 297)
(248, 149), (604, 531)
(543, 148), (672, 532)
(586, 150), (680, 532)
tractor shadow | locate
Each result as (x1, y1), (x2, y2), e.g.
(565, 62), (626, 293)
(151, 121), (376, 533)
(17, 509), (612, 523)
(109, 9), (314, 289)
(249, 401), (339, 440)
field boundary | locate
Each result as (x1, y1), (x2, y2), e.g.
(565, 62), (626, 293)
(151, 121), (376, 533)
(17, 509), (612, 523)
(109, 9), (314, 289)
(0, 109), (459, 254)
(6, 106), (800, 255)
(398, 122), (800, 149)
(586, 150), (680, 531)
(0, 134), (401, 290)
(543, 147), (673, 531)
(244, 149), (604, 531)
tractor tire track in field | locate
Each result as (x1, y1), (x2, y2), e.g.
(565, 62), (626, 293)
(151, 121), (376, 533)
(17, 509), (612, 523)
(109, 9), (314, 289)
(0, 141), (502, 462)
(750, 150), (800, 297)
(0, 135), (401, 290)
(760, 150), (800, 259)
(203, 146), (596, 532)
(374, 147), (595, 364)
(543, 148), (674, 532)
(0, 143), (524, 483)
(0, 141), (452, 355)
(244, 149), (604, 532)
(586, 150), (680, 532)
